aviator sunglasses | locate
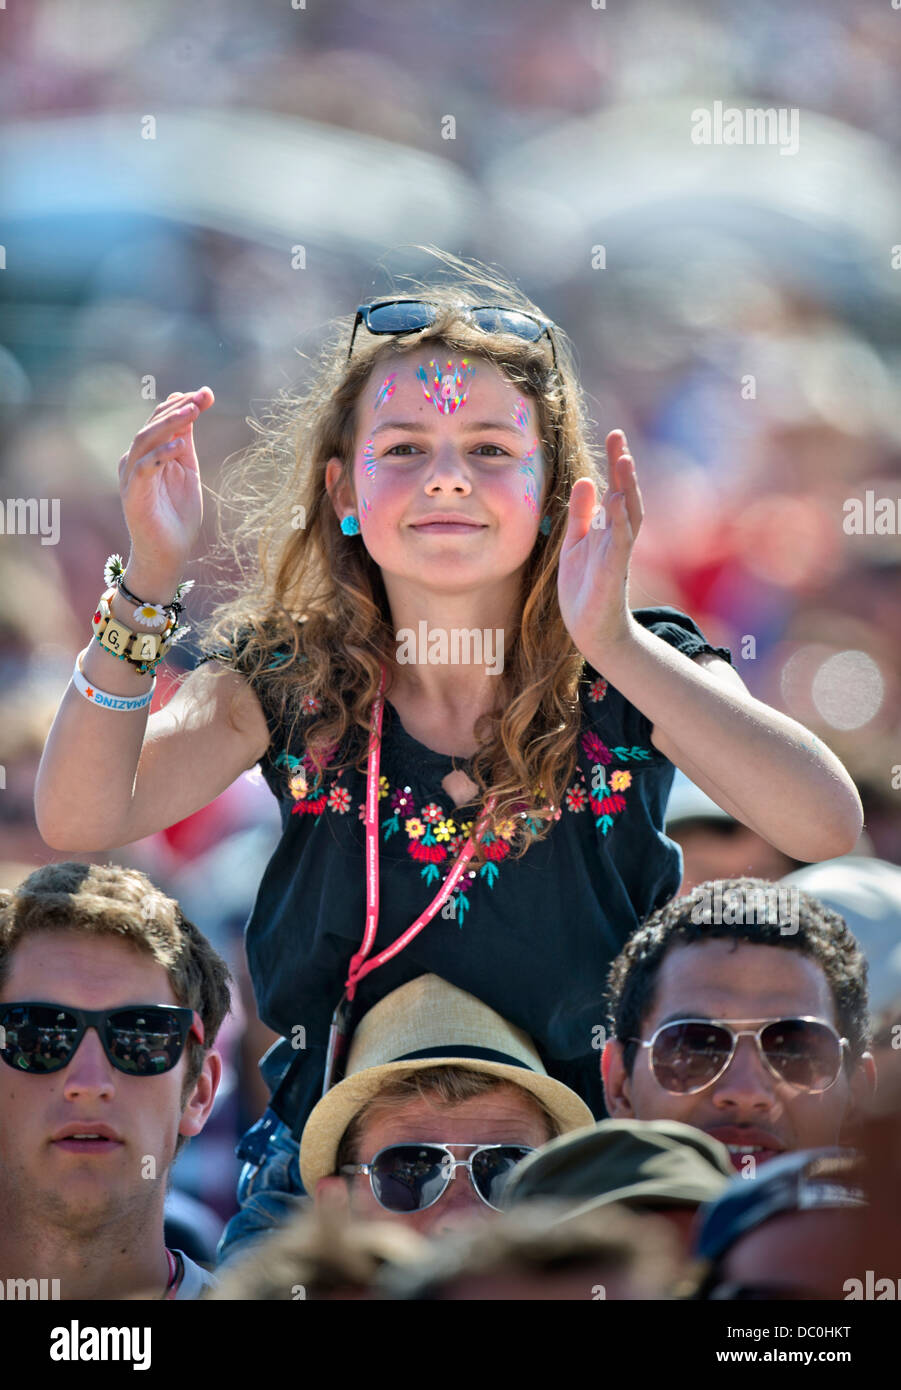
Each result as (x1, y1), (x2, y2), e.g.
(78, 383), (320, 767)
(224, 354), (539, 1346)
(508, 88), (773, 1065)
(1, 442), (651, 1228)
(340, 1141), (535, 1213)
(629, 1017), (849, 1095)
(347, 298), (560, 371)
(0, 1002), (205, 1077)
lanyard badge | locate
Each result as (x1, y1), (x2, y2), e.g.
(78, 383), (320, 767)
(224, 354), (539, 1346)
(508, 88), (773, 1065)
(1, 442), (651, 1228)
(322, 992), (353, 1097)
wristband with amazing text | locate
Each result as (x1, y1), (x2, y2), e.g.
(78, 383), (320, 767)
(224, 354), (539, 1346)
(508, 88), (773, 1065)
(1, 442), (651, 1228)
(72, 649), (156, 711)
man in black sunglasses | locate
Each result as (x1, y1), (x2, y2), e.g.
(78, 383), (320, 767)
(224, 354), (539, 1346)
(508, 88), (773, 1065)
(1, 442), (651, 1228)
(0, 861), (231, 1300)
(601, 877), (876, 1174)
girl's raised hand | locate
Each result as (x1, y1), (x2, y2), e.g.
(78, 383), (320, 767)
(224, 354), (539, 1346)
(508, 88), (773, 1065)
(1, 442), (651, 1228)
(117, 387), (214, 582)
(556, 429), (644, 658)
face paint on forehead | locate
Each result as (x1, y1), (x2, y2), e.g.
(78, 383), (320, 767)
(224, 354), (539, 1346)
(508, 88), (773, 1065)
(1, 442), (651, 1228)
(416, 358), (476, 415)
(512, 398), (530, 431)
(519, 438), (540, 515)
(362, 437), (377, 481)
(373, 373), (397, 410)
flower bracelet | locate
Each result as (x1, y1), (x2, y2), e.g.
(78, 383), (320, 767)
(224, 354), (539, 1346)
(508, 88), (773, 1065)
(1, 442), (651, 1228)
(93, 555), (194, 674)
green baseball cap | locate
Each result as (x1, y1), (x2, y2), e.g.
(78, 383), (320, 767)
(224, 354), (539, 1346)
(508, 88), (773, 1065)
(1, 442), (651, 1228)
(501, 1119), (735, 1220)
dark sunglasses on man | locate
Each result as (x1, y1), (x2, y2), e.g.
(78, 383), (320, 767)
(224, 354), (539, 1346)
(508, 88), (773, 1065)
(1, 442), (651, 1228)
(628, 1016), (849, 1095)
(340, 1140), (535, 1213)
(347, 298), (560, 371)
(0, 1001), (204, 1077)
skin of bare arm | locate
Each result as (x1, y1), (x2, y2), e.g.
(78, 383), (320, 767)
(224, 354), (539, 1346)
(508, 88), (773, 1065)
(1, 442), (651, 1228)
(35, 662), (271, 853)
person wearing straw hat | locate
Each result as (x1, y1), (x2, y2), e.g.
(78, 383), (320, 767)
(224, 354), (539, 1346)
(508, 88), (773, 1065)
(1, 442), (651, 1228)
(301, 974), (594, 1235)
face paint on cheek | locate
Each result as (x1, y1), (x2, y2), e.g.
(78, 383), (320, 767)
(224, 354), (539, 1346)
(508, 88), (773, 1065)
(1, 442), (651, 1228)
(361, 496), (372, 518)
(512, 398), (530, 431)
(519, 438), (540, 514)
(362, 437), (377, 482)
(416, 359), (476, 415)
(374, 374), (397, 410)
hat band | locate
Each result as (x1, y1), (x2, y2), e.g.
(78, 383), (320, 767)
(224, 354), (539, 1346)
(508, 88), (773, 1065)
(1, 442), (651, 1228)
(390, 1045), (535, 1070)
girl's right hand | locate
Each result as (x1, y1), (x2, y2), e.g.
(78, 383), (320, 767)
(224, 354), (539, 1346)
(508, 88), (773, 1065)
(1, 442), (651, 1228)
(117, 387), (214, 582)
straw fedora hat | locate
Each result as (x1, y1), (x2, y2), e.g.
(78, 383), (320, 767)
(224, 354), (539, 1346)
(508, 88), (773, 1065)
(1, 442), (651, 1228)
(299, 975), (595, 1193)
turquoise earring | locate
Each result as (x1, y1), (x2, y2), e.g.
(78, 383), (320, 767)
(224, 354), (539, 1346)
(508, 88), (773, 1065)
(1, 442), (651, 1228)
(342, 512), (546, 537)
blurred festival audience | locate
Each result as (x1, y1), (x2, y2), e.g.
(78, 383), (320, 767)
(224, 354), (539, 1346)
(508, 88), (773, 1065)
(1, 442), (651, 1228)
(688, 1148), (868, 1301)
(378, 1199), (683, 1301)
(500, 1117), (734, 1260)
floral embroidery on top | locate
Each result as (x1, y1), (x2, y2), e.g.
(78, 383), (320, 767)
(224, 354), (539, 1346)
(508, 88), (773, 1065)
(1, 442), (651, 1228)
(272, 674), (653, 925)
(273, 743), (340, 816)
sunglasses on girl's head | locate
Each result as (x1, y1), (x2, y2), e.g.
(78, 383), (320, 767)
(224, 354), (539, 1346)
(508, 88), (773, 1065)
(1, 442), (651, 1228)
(629, 1017), (849, 1095)
(347, 298), (560, 372)
(340, 1141), (534, 1213)
(0, 1002), (204, 1077)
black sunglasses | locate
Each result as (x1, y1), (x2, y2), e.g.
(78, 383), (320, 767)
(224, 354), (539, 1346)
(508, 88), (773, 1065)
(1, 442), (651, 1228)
(629, 1017), (848, 1095)
(347, 298), (559, 372)
(0, 1001), (205, 1077)
(340, 1141), (534, 1213)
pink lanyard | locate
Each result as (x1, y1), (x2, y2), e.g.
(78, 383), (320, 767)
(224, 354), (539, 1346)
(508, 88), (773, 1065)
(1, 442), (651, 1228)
(343, 663), (497, 1001)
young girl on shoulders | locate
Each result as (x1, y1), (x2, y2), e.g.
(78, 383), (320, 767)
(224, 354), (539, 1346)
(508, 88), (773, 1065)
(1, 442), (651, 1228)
(35, 252), (863, 1257)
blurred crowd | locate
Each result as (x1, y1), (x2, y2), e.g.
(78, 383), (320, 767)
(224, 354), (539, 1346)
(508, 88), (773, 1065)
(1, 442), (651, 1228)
(0, 0), (899, 1291)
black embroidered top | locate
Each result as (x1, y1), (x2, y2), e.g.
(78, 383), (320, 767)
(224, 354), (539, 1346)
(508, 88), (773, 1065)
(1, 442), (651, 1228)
(197, 606), (733, 1139)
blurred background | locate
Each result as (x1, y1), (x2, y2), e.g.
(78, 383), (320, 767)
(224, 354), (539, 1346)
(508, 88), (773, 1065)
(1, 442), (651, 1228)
(1, 0), (899, 1258)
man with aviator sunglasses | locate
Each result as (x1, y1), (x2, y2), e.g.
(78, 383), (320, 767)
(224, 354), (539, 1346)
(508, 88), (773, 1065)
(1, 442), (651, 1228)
(296, 975), (594, 1238)
(0, 861), (230, 1300)
(602, 877), (876, 1174)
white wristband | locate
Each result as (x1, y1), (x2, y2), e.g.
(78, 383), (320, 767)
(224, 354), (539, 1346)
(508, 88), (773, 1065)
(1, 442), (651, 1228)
(72, 649), (155, 712)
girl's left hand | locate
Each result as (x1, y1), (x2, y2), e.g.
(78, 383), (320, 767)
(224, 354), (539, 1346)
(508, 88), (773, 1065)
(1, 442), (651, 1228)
(557, 429), (644, 656)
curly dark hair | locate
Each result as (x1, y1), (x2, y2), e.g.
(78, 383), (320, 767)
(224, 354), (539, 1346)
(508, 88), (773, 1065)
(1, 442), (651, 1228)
(605, 877), (870, 1074)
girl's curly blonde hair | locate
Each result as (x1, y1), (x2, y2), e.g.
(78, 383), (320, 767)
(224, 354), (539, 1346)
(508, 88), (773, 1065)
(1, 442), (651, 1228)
(196, 248), (608, 871)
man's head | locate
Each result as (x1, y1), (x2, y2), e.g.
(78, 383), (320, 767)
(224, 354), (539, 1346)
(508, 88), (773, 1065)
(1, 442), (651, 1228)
(602, 878), (875, 1172)
(690, 1149), (868, 1300)
(500, 1118), (735, 1259)
(0, 861), (231, 1236)
(380, 1199), (683, 1301)
(208, 1202), (431, 1301)
(300, 974), (595, 1235)
(665, 771), (800, 894)
(318, 1065), (559, 1236)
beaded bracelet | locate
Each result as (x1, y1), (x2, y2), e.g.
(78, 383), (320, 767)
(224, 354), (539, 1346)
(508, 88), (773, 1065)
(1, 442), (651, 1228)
(72, 649), (156, 712)
(92, 588), (191, 674)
